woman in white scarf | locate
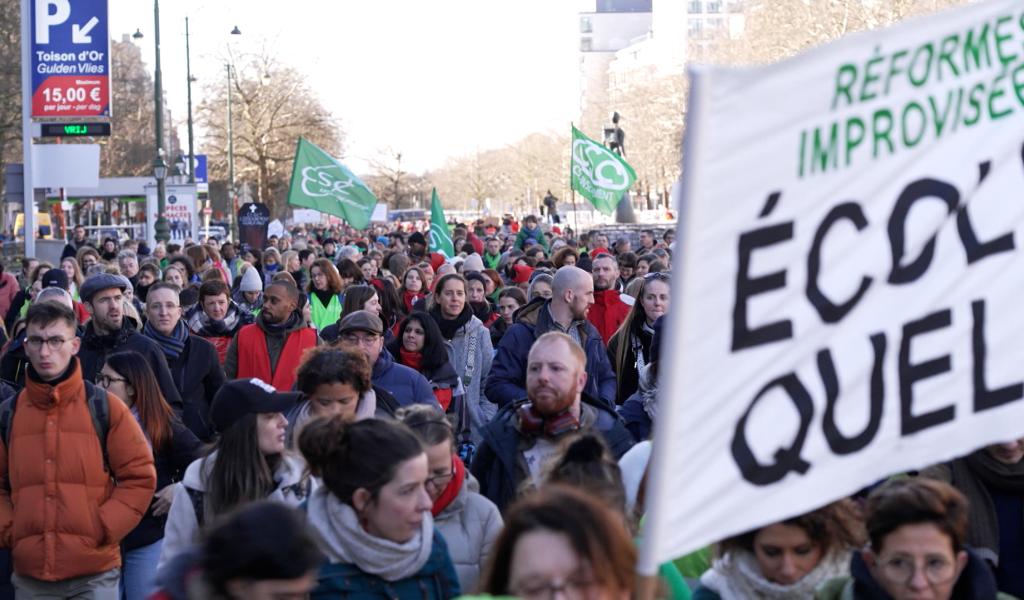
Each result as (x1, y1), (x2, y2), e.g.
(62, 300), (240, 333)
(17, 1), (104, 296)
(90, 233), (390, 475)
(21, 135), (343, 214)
(299, 415), (462, 598)
(693, 500), (864, 599)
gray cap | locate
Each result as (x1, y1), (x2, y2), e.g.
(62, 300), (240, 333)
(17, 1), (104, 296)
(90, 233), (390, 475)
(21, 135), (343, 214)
(337, 310), (383, 336)
(79, 273), (129, 302)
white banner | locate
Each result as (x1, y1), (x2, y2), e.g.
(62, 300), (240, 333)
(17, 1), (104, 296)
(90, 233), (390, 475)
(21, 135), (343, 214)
(640, 0), (1024, 572)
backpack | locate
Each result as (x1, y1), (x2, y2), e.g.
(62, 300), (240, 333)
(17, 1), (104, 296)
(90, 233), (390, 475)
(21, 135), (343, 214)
(0, 382), (111, 479)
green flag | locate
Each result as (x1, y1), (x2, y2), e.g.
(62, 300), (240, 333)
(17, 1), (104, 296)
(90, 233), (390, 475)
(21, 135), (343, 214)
(287, 137), (378, 230)
(570, 124), (637, 215)
(428, 188), (454, 258)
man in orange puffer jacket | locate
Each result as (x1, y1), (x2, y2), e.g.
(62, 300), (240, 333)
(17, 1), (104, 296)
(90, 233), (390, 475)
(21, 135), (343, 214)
(0, 301), (155, 597)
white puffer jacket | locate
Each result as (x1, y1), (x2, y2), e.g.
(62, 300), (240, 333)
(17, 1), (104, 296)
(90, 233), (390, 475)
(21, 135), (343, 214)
(434, 474), (503, 594)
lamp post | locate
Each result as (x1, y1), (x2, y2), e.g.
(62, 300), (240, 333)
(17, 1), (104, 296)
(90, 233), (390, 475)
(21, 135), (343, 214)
(151, 0), (170, 243)
(185, 17), (195, 184)
(227, 25), (241, 242)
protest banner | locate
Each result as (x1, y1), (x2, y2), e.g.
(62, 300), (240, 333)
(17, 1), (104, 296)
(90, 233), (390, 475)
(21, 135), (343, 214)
(639, 0), (1024, 573)
(287, 137), (377, 230)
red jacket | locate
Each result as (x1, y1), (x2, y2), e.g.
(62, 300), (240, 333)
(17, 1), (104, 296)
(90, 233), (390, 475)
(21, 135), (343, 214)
(235, 323), (317, 391)
(588, 289), (631, 344)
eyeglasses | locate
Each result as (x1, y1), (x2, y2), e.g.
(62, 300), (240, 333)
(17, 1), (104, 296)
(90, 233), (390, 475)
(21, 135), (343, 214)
(510, 576), (597, 599)
(341, 333), (380, 346)
(25, 336), (72, 350)
(97, 373), (128, 388)
(878, 554), (958, 585)
(425, 466), (456, 490)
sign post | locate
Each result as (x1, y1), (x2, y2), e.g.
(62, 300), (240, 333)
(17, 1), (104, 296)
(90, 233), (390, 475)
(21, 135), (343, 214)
(30, 0), (111, 118)
(21, 0), (35, 257)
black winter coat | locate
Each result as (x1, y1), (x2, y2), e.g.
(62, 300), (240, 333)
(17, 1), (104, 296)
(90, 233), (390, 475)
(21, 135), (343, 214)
(77, 320), (184, 412)
(470, 393), (634, 512)
(122, 420), (201, 551)
(162, 335), (226, 441)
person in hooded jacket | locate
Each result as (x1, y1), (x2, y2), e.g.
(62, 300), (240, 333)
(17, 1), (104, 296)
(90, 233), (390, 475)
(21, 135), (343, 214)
(816, 478), (1013, 600)
(398, 404), (502, 594)
(232, 264), (264, 316)
(513, 215), (549, 252)
(285, 345), (397, 448)
(692, 500), (863, 599)
(590, 254), (632, 345)
(143, 282), (226, 442)
(299, 415), (461, 599)
(158, 379), (315, 573)
(183, 280), (253, 365)
(919, 439), (1024, 597)
(428, 274), (495, 442)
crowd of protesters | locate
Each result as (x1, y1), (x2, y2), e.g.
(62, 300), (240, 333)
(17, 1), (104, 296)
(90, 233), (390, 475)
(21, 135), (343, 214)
(0, 217), (1016, 599)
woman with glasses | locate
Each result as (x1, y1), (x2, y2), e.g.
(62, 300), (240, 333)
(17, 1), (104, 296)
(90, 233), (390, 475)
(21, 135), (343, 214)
(818, 478), (1009, 600)
(608, 272), (671, 406)
(299, 415), (461, 598)
(306, 259), (344, 331)
(693, 500), (863, 599)
(481, 484), (635, 600)
(97, 350), (201, 600)
(397, 404), (502, 594)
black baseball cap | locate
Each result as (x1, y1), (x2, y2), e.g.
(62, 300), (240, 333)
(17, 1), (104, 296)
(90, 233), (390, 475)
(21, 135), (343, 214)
(209, 378), (301, 433)
(40, 268), (69, 291)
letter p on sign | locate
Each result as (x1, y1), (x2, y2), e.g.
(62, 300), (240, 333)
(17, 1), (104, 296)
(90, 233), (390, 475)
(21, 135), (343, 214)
(35, 0), (70, 44)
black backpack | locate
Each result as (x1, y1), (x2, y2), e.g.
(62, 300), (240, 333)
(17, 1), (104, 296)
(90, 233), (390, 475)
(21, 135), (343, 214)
(0, 383), (111, 482)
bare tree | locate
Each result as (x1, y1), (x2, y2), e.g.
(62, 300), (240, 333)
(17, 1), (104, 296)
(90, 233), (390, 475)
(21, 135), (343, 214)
(367, 148), (409, 209)
(197, 47), (343, 219)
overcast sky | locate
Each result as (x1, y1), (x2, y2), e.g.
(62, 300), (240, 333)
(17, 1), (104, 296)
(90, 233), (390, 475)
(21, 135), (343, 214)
(109, 0), (585, 174)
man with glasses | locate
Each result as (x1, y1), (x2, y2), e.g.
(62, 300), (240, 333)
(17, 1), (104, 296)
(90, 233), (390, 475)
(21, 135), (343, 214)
(332, 310), (436, 408)
(76, 273), (183, 411)
(0, 301), (155, 599)
(225, 281), (317, 391)
(142, 282), (226, 442)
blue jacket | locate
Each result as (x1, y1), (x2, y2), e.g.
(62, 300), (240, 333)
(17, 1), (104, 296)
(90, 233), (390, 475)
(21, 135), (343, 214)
(470, 394), (634, 512)
(485, 299), (617, 409)
(618, 391), (652, 442)
(312, 531), (461, 599)
(372, 349), (438, 408)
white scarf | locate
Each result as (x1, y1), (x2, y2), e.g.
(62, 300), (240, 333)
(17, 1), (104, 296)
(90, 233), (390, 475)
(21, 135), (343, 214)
(699, 550), (849, 599)
(306, 487), (434, 582)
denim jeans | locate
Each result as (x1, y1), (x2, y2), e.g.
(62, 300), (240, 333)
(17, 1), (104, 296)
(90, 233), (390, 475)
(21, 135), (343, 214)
(13, 568), (119, 600)
(119, 539), (163, 600)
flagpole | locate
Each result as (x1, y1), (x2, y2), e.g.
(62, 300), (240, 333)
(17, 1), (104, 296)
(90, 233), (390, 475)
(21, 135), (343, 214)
(570, 122), (580, 239)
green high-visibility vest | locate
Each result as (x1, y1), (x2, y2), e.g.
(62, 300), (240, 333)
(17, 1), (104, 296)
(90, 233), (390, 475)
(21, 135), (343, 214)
(309, 292), (342, 331)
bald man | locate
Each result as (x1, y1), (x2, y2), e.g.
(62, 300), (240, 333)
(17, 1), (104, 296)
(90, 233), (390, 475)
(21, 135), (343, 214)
(473, 332), (633, 511)
(485, 265), (617, 408)
(224, 281), (318, 390)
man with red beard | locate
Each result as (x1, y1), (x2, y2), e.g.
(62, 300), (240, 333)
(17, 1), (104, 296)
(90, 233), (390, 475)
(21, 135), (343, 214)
(471, 332), (634, 511)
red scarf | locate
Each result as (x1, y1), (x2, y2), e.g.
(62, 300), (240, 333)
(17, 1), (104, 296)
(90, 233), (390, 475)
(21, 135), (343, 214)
(399, 347), (423, 371)
(403, 290), (424, 313)
(431, 455), (465, 516)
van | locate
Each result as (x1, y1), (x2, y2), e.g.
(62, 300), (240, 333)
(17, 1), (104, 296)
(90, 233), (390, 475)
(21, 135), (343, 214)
(14, 212), (53, 239)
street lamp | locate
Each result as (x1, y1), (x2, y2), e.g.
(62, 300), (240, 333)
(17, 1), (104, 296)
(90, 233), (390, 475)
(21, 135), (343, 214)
(227, 25), (241, 241)
(152, 0), (170, 243)
(185, 17), (195, 184)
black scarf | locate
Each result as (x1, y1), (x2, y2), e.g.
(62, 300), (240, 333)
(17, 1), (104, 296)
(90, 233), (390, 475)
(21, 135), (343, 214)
(946, 450), (1024, 558)
(262, 310), (301, 335)
(312, 289), (335, 307)
(430, 304), (472, 341)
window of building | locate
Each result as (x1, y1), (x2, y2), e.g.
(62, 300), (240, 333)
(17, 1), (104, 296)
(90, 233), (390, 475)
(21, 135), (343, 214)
(580, 16), (593, 33)
(688, 0), (702, 13)
(580, 37), (593, 52)
(706, 1), (722, 13)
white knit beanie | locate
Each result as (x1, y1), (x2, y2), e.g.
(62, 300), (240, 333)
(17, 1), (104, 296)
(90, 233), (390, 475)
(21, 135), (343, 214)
(239, 266), (263, 292)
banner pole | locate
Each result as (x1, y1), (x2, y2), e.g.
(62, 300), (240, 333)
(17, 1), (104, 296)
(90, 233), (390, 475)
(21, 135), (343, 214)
(636, 65), (707, 577)
(570, 122), (579, 237)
